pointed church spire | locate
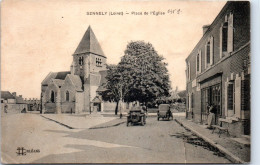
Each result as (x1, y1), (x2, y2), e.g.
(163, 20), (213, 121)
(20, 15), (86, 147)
(74, 26), (106, 57)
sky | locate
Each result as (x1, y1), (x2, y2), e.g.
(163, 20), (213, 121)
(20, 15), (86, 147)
(1, 0), (226, 99)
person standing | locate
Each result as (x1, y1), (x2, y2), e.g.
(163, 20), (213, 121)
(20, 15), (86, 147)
(207, 104), (216, 128)
(4, 104), (8, 113)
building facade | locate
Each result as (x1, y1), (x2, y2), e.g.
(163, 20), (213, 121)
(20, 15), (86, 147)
(1, 91), (28, 113)
(24, 98), (41, 111)
(185, 2), (250, 137)
(41, 26), (119, 114)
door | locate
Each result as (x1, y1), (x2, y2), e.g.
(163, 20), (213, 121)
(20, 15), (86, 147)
(211, 84), (221, 124)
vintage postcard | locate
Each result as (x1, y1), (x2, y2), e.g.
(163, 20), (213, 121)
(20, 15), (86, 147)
(1, 0), (250, 164)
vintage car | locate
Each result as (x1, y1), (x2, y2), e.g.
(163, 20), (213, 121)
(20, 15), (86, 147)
(126, 107), (146, 126)
(157, 104), (173, 121)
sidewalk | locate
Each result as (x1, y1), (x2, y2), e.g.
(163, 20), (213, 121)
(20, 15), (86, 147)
(175, 117), (250, 163)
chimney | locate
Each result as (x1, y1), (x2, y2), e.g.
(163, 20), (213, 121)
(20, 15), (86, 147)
(202, 25), (210, 35)
(12, 92), (17, 97)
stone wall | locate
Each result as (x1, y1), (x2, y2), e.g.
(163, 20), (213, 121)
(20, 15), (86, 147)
(61, 102), (75, 113)
(1, 103), (27, 114)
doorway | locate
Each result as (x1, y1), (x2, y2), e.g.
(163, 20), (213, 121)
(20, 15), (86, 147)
(93, 103), (101, 112)
(201, 83), (221, 124)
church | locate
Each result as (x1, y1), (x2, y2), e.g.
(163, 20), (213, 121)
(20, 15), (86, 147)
(41, 26), (116, 113)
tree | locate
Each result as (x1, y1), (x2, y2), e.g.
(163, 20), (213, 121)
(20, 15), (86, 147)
(99, 64), (130, 115)
(119, 41), (171, 106)
(101, 41), (171, 114)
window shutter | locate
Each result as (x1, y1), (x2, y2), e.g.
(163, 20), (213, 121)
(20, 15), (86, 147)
(235, 76), (241, 118)
(185, 68), (187, 81)
(228, 13), (234, 53)
(205, 44), (207, 69)
(189, 93), (191, 112)
(227, 82), (234, 110)
(225, 82), (228, 117)
(220, 26), (223, 58)
(210, 36), (214, 65)
(196, 54), (198, 75)
(187, 95), (189, 112)
(189, 62), (191, 81)
(199, 50), (202, 73)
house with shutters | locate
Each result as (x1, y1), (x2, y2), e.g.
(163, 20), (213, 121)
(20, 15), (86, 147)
(185, 1), (250, 137)
(41, 26), (117, 114)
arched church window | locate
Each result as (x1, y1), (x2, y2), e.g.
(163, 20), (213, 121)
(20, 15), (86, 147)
(79, 57), (84, 66)
(66, 91), (69, 101)
(51, 91), (55, 103)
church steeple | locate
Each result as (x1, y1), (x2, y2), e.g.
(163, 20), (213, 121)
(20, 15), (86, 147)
(74, 26), (106, 58)
(72, 26), (107, 81)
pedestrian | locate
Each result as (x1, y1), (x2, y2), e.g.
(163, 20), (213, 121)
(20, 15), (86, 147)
(4, 104), (8, 113)
(207, 104), (216, 129)
(21, 108), (26, 113)
(141, 104), (147, 114)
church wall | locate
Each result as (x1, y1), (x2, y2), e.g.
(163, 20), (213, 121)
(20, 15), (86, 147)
(45, 103), (56, 113)
(75, 92), (84, 113)
(60, 77), (76, 102)
(41, 85), (48, 93)
(83, 84), (90, 112)
(44, 83), (59, 113)
(61, 102), (75, 113)
(89, 53), (107, 73)
(59, 76), (80, 113)
(89, 74), (101, 104)
(45, 83), (58, 103)
(83, 54), (90, 79)
(90, 85), (99, 102)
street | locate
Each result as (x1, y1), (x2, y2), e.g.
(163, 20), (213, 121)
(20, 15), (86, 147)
(1, 112), (231, 163)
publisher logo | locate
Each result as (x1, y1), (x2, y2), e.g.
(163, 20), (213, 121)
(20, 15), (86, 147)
(16, 147), (40, 156)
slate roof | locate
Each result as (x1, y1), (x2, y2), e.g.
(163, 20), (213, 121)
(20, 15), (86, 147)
(67, 74), (83, 92)
(55, 71), (71, 80)
(42, 72), (58, 85)
(1, 91), (15, 100)
(74, 26), (106, 57)
(42, 71), (70, 85)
